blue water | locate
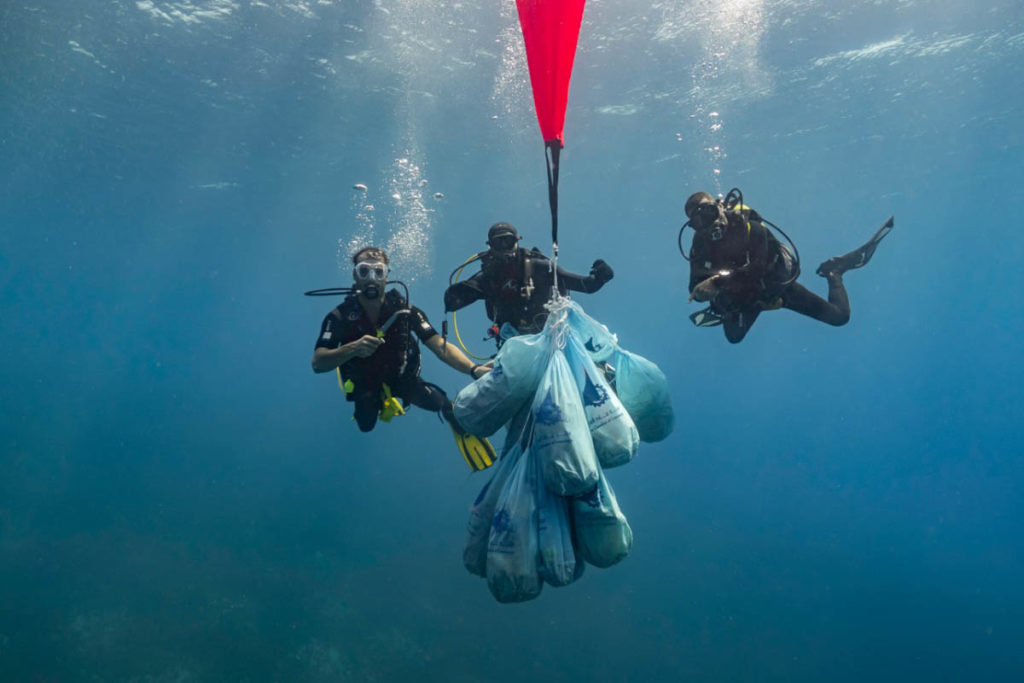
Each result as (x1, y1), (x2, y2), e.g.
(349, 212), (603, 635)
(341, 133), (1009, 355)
(2, 1), (1022, 680)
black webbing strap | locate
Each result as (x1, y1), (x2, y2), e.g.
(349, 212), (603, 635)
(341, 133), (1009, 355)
(544, 141), (561, 249)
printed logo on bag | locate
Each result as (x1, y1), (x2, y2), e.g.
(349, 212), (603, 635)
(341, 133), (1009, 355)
(491, 508), (513, 533)
(490, 363), (504, 379)
(535, 390), (564, 426)
(584, 337), (603, 354)
(582, 373), (609, 407)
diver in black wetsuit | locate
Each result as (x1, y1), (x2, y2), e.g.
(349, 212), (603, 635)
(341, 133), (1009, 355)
(310, 246), (497, 472)
(683, 190), (894, 344)
(443, 222), (615, 337)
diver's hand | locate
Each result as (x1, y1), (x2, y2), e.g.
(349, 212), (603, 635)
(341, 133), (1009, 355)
(590, 259), (614, 284)
(689, 274), (721, 302)
(470, 362), (494, 379)
(689, 270), (734, 302)
(689, 275), (717, 302)
(348, 335), (384, 358)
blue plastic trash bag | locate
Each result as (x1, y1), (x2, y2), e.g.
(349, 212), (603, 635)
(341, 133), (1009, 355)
(464, 445), (520, 577)
(564, 334), (639, 468)
(566, 302), (617, 363)
(535, 455), (581, 587)
(531, 349), (600, 497)
(486, 448), (542, 603)
(572, 470), (633, 569)
(566, 301), (673, 443)
(613, 348), (674, 443)
(453, 331), (552, 437)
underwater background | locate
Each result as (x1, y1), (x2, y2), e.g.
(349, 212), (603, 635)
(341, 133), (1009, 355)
(2, 0), (1022, 680)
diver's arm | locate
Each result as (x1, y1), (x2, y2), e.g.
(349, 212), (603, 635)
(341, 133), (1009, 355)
(423, 334), (491, 378)
(311, 336), (383, 373)
(558, 259), (614, 294)
(444, 272), (486, 312)
(412, 306), (491, 378)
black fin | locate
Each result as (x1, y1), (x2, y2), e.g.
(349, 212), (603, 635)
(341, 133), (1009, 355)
(817, 215), (894, 277)
(689, 307), (724, 327)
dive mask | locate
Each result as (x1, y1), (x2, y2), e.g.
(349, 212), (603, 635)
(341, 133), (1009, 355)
(354, 260), (388, 299)
(488, 234), (518, 255)
(693, 202), (725, 240)
(693, 202), (721, 226)
(355, 261), (389, 281)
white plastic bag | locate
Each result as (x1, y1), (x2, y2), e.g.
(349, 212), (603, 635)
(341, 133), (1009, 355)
(453, 331), (552, 437)
(566, 302), (617, 363)
(613, 348), (674, 443)
(536, 455), (581, 587)
(572, 471), (633, 569)
(564, 334), (639, 468)
(486, 449), (542, 603)
(531, 349), (600, 496)
(464, 445), (520, 577)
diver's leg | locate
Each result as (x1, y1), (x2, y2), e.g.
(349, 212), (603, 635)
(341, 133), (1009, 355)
(782, 279), (850, 326)
(410, 378), (497, 471)
(399, 376), (471, 439)
(353, 390), (379, 432)
(405, 379), (478, 436)
(395, 377), (450, 414)
(722, 308), (760, 344)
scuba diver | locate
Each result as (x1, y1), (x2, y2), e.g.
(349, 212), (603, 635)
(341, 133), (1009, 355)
(310, 246), (497, 471)
(443, 222), (615, 342)
(681, 189), (894, 344)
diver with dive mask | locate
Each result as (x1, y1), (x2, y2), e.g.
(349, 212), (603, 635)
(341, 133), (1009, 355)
(680, 188), (894, 343)
(309, 246), (497, 471)
(444, 222), (615, 345)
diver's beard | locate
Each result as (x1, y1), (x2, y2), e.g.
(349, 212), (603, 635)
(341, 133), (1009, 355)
(359, 283), (382, 300)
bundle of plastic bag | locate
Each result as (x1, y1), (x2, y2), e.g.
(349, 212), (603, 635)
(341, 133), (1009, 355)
(564, 334), (639, 468)
(572, 469), (633, 569)
(485, 446), (542, 603)
(453, 331), (552, 438)
(531, 349), (600, 496)
(462, 297), (662, 602)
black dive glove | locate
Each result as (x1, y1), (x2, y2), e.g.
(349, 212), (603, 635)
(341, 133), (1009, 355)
(590, 259), (614, 284)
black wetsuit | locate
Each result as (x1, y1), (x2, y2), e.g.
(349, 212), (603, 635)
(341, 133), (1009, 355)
(689, 210), (850, 343)
(315, 290), (448, 431)
(444, 248), (610, 335)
